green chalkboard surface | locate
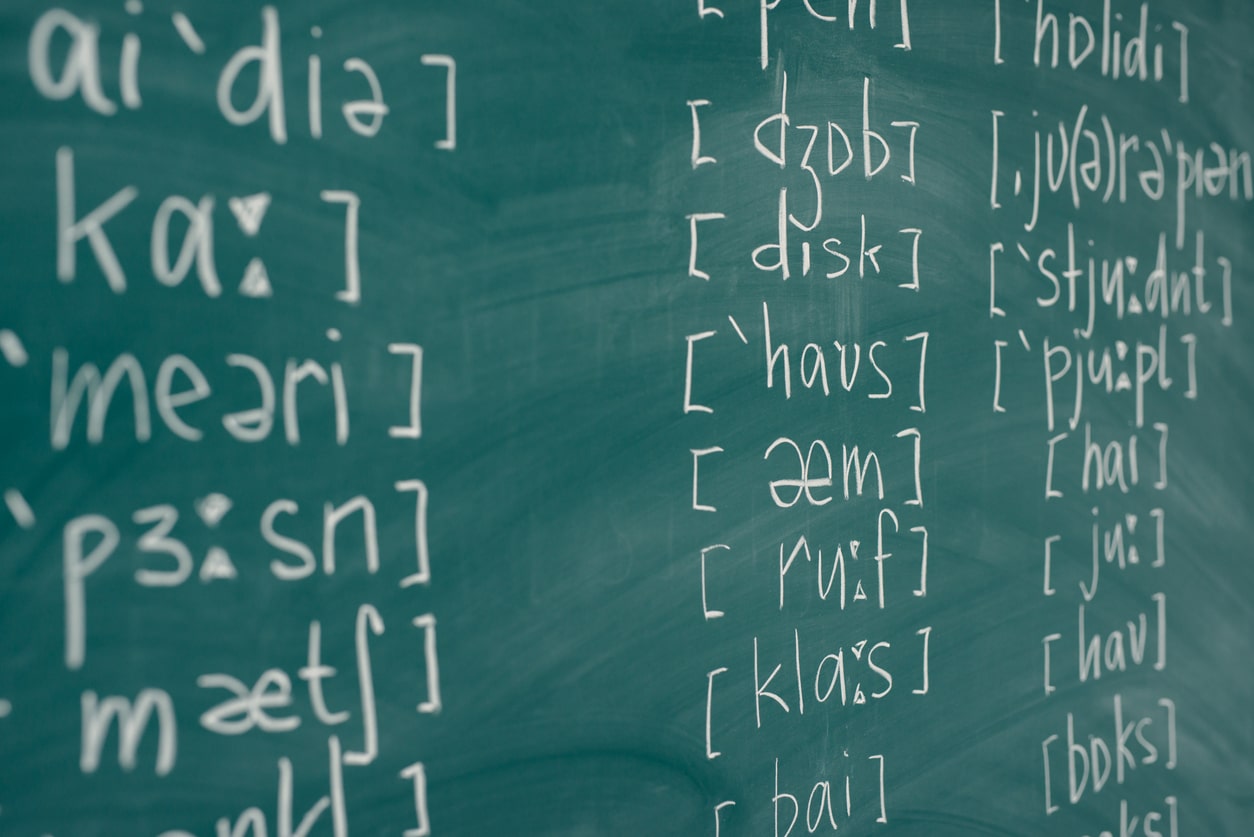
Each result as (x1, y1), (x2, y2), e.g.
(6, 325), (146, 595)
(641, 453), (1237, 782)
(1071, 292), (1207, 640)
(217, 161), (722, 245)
(1, 1), (1252, 834)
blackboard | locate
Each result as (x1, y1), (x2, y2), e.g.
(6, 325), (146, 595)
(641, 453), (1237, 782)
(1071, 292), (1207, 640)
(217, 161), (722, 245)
(1, 1), (1252, 834)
